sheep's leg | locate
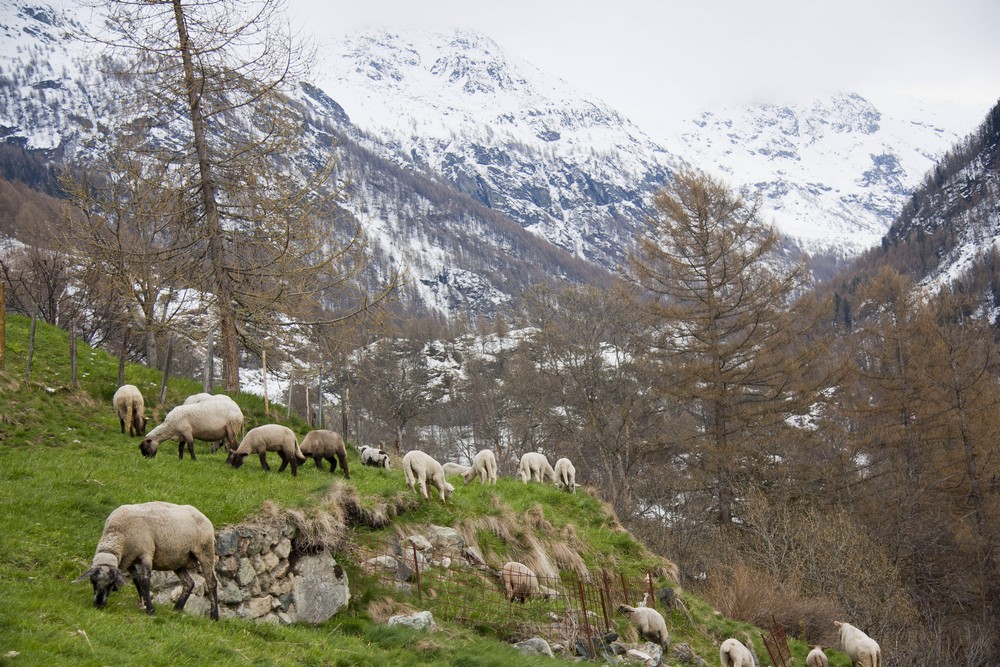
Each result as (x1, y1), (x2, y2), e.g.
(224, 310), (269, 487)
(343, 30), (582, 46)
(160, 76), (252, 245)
(130, 562), (155, 615)
(277, 453), (289, 473)
(314, 456), (326, 471)
(178, 441), (186, 460)
(198, 555), (219, 621)
(259, 452), (271, 471)
(187, 439), (197, 461)
(173, 568), (195, 611)
(418, 477), (429, 500)
(337, 453), (349, 479)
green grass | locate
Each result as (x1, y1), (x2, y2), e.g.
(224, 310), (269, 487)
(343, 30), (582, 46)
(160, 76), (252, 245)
(0, 315), (851, 665)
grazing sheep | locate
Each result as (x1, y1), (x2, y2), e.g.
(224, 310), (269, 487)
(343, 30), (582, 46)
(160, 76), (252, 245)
(113, 384), (148, 437)
(835, 621), (882, 667)
(719, 635), (758, 667)
(442, 462), (471, 476)
(227, 424), (306, 476)
(553, 457), (578, 493)
(462, 449), (498, 485)
(74, 501), (218, 620)
(501, 561), (542, 603)
(519, 452), (556, 484)
(619, 603), (670, 648)
(181, 393), (243, 451)
(139, 401), (242, 461)
(360, 446), (392, 469)
(402, 450), (454, 502)
(807, 646), (830, 667)
(299, 429), (350, 478)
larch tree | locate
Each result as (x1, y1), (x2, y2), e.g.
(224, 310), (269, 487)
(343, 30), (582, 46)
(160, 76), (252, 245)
(628, 168), (823, 529)
(71, 0), (394, 390)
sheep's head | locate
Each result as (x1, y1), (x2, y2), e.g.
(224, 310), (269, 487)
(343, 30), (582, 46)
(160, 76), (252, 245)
(379, 452), (391, 469)
(74, 564), (127, 608)
(133, 415), (149, 436)
(443, 481), (455, 502)
(227, 451), (247, 468)
(139, 437), (159, 458)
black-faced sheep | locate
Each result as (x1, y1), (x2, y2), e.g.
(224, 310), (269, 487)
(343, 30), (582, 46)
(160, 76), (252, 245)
(360, 445), (392, 469)
(719, 634), (758, 667)
(462, 449), (498, 485)
(113, 384), (148, 437)
(501, 561), (542, 603)
(519, 452), (555, 484)
(553, 457), (578, 493)
(181, 393), (243, 451)
(74, 501), (218, 620)
(807, 646), (830, 667)
(835, 621), (882, 667)
(139, 401), (242, 460)
(402, 450), (453, 502)
(619, 603), (670, 648)
(442, 462), (471, 476)
(299, 429), (350, 478)
(227, 424), (306, 476)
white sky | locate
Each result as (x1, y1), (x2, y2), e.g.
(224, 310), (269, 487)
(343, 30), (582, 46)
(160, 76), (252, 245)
(287, 0), (1000, 142)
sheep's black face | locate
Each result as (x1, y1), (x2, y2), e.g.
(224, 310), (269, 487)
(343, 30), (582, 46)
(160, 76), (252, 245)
(139, 438), (158, 458)
(228, 452), (246, 468)
(77, 564), (126, 608)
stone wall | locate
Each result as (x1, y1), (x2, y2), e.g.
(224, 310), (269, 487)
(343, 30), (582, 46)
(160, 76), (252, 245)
(151, 517), (350, 624)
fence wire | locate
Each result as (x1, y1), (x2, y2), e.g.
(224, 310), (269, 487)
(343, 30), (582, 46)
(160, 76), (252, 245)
(352, 536), (661, 654)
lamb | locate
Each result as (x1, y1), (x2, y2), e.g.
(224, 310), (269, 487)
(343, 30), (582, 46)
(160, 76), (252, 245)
(442, 462), (471, 476)
(519, 452), (556, 484)
(719, 634), (758, 667)
(402, 450), (454, 502)
(139, 401), (242, 461)
(74, 501), (219, 620)
(227, 424), (307, 476)
(360, 445), (392, 469)
(807, 646), (830, 667)
(299, 429), (350, 478)
(461, 449), (498, 485)
(113, 384), (148, 437)
(835, 621), (882, 667)
(501, 561), (542, 603)
(553, 457), (578, 493)
(618, 603), (670, 648)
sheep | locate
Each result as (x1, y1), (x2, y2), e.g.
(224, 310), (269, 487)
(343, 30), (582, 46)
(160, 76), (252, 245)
(618, 603), (670, 648)
(181, 393), (243, 451)
(402, 450), (454, 502)
(74, 501), (218, 620)
(442, 462), (471, 476)
(298, 429), (350, 478)
(227, 424), (307, 476)
(462, 449), (498, 485)
(807, 646), (830, 667)
(360, 445), (392, 469)
(553, 457), (578, 493)
(501, 561), (542, 603)
(139, 401), (242, 461)
(835, 621), (882, 667)
(519, 452), (556, 484)
(113, 384), (148, 437)
(719, 635), (758, 667)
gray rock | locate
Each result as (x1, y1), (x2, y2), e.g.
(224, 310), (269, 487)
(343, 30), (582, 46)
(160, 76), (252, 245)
(387, 610), (436, 632)
(236, 558), (257, 586)
(403, 534), (433, 552)
(290, 553), (350, 624)
(425, 525), (464, 553)
(215, 530), (240, 557)
(514, 637), (554, 657)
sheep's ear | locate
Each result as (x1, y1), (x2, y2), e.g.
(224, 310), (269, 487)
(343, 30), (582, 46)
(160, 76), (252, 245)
(113, 572), (127, 590)
(73, 567), (97, 584)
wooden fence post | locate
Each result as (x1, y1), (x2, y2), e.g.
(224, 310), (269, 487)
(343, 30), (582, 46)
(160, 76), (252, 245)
(158, 336), (173, 404)
(25, 315), (36, 381)
(69, 320), (77, 389)
(117, 325), (130, 387)
(0, 281), (6, 370)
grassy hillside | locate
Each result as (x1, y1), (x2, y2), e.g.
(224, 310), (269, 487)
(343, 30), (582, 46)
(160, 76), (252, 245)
(0, 315), (850, 666)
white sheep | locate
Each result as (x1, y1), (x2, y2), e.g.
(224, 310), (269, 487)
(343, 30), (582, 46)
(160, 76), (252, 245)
(553, 457), (578, 493)
(501, 561), (542, 603)
(619, 603), (670, 648)
(360, 445), (392, 469)
(113, 384), (148, 437)
(227, 424), (307, 476)
(402, 450), (454, 502)
(139, 401), (242, 460)
(719, 635), (758, 667)
(74, 501), (218, 620)
(519, 452), (556, 484)
(442, 462), (471, 476)
(835, 621), (882, 667)
(807, 646), (830, 667)
(299, 429), (350, 478)
(181, 393), (243, 452)
(461, 449), (498, 485)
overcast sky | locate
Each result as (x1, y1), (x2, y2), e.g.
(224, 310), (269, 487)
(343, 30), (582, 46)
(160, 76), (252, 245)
(287, 0), (1000, 141)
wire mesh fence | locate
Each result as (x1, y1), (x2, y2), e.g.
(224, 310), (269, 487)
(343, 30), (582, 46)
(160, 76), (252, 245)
(352, 534), (662, 654)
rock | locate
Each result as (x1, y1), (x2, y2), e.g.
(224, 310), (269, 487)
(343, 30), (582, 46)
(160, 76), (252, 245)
(274, 537), (292, 559)
(218, 579), (248, 605)
(425, 525), (464, 553)
(626, 648), (652, 663)
(366, 555), (398, 575)
(514, 637), (554, 657)
(239, 595), (273, 619)
(387, 610), (436, 632)
(463, 546), (487, 567)
(236, 558), (256, 586)
(403, 534), (433, 552)
(215, 530), (240, 557)
(290, 553), (350, 624)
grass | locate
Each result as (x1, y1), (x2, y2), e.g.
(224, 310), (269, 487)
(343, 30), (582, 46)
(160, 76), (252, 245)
(0, 315), (852, 665)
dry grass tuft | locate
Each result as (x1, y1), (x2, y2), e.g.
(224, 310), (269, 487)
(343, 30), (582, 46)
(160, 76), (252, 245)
(246, 499), (349, 554)
(366, 597), (420, 623)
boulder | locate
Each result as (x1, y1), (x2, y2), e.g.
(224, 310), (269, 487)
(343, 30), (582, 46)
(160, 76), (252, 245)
(387, 610), (436, 632)
(514, 637), (554, 657)
(290, 554), (350, 624)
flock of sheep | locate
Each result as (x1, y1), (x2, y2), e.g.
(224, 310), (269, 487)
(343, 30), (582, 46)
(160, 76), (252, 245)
(103, 384), (882, 666)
